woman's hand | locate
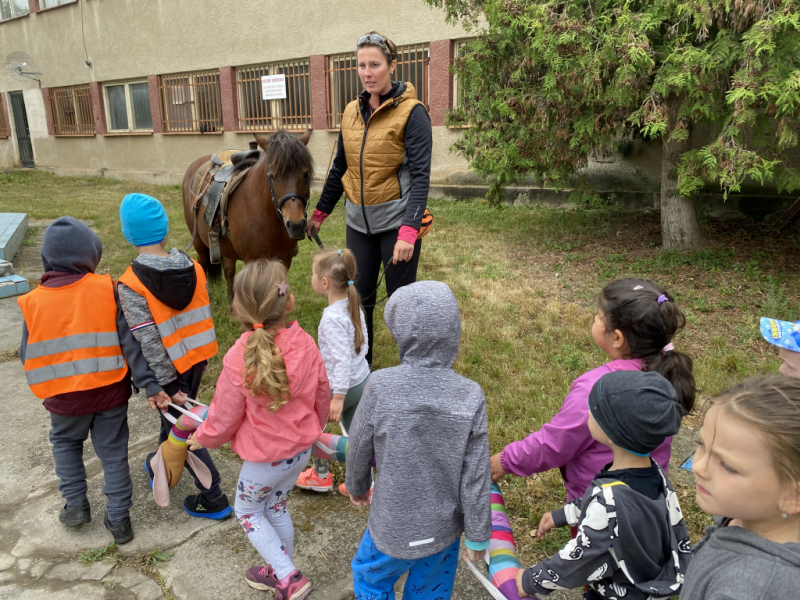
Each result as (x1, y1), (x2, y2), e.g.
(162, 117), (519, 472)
(537, 512), (555, 540)
(307, 218), (322, 240)
(392, 239), (414, 264)
(490, 452), (507, 482)
(187, 433), (203, 451)
(329, 394), (345, 423)
(515, 568), (530, 598)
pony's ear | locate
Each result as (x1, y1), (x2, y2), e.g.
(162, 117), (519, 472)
(299, 129), (312, 145)
(253, 133), (269, 150)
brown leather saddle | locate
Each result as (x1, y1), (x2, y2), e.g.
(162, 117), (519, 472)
(186, 143), (260, 263)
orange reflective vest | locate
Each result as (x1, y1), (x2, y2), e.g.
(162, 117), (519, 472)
(117, 261), (217, 373)
(17, 274), (128, 399)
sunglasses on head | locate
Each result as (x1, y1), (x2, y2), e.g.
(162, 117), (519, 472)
(357, 33), (388, 46)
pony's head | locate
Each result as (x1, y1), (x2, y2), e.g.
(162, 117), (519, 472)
(254, 130), (313, 240)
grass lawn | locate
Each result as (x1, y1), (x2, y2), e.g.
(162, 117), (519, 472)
(2, 169), (798, 566)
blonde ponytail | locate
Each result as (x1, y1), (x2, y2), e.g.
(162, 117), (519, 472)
(232, 259), (292, 411)
(314, 248), (365, 353)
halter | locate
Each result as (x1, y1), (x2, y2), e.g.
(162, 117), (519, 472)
(267, 172), (311, 222)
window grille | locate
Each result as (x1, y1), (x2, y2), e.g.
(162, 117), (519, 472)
(0, 99), (8, 137)
(326, 43), (429, 129)
(236, 59), (311, 131)
(49, 84), (95, 136)
(159, 70), (222, 133)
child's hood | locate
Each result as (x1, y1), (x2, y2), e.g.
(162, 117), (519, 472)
(131, 248), (196, 311)
(384, 280), (460, 368)
(700, 519), (800, 569)
(41, 216), (102, 274)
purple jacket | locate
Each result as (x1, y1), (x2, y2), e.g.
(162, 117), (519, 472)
(500, 359), (672, 500)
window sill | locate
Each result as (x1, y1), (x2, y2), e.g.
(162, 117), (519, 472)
(38, 2), (78, 15)
(103, 132), (153, 136)
(161, 131), (223, 135)
(447, 124), (470, 129)
(0, 135), (9, 139)
(54, 133), (96, 137)
(325, 129), (341, 133)
(0, 13), (30, 24)
(229, 129), (308, 134)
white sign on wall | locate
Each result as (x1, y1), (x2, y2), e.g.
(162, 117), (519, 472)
(261, 75), (287, 101)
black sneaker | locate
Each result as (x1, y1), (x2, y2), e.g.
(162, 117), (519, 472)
(58, 502), (91, 527)
(104, 513), (134, 545)
(144, 451), (155, 490)
(183, 493), (233, 520)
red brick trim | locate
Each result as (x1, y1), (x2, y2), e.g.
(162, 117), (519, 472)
(147, 75), (162, 134)
(0, 93), (10, 138)
(88, 81), (107, 135)
(41, 88), (55, 136)
(28, 0), (40, 13)
(309, 55), (328, 132)
(219, 67), (238, 132)
(428, 39), (454, 127)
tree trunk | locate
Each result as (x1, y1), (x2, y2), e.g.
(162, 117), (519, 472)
(660, 110), (704, 251)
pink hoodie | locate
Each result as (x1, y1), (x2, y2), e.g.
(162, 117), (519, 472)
(500, 359), (672, 500)
(195, 321), (331, 463)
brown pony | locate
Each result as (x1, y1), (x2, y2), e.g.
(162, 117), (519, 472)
(182, 130), (313, 301)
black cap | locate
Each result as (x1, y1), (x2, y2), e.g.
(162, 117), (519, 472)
(589, 371), (684, 455)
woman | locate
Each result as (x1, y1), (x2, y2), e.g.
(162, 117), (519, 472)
(307, 31), (432, 366)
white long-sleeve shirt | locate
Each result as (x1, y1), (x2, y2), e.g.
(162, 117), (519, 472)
(318, 298), (370, 395)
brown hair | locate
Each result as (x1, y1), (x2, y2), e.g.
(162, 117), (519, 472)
(314, 248), (365, 353)
(356, 30), (397, 65)
(711, 375), (800, 485)
(600, 278), (696, 412)
(231, 259), (291, 411)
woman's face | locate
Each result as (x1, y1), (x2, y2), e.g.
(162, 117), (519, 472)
(357, 46), (395, 96)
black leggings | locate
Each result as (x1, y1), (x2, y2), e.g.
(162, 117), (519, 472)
(346, 226), (422, 365)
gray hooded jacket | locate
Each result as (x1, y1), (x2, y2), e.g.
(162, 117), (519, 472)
(681, 518), (800, 600)
(345, 281), (492, 560)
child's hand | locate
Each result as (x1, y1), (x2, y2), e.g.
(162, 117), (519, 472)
(170, 391), (189, 406)
(515, 568), (530, 598)
(187, 433), (203, 451)
(147, 391), (170, 412)
(490, 452), (507, 482)
(350, 491), (371, 507)
(537, 512), (555, 540)
(465, 548), (485, 562)
(329, 394), (345, 423)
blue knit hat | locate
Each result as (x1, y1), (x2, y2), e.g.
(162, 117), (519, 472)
(120, 193), (169, 247)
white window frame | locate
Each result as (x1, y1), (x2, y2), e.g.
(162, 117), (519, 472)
(40, 0), (77, 9)
(103, 80), (152, 133)
(0, 0), (30, 21)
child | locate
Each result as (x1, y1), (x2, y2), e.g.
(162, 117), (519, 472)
(516, 370), (691, 599)
(188, 259), (330, 599)
(297, 247), (370, 494)
(760, 316), (800, 378)
(17, 217), (161, 544)
(492, 278), (696, 503)
(116, 193), (230, 519)
(346, 281), (492, 600)
(682, 375), (800, 599)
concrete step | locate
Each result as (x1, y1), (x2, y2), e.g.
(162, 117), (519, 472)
(0, 213), (28, 262)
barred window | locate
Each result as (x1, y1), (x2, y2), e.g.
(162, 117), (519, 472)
(326, 43), (430, 129)
(159, 70), (222, 133)
(104, 81), (152, 133)
(452, 40), (473, 109)
(0, 0), (29, 21)
(236, 59), (311, 131)
(0, 100), (8, 137)
(49, 84), (95, 136)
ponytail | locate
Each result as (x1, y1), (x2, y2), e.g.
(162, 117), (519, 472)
(232, 259), (292, 411)
(314, 248), (366, 353)
(600, 277), (697, 412)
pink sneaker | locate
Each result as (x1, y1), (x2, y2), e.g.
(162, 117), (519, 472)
(245, 566), (312, 600)
(296, 467), (333, 492)
(245, 565), (279, 592)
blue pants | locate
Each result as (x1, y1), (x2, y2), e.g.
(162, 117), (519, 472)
(352, 528), (460, 600)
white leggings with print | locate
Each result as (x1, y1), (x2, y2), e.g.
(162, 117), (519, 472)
(235, 447), (311, 580)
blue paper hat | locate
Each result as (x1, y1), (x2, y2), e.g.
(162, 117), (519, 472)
(760, 317), (800, 353)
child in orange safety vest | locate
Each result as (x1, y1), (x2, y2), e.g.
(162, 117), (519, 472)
(117, 193), (231, 520)
(18, 217), (162, 545)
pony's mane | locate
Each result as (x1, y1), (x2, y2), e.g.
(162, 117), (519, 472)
(263, 130), (314, 179)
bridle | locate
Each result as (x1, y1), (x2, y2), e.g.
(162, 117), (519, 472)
(267, 171), (311, 222)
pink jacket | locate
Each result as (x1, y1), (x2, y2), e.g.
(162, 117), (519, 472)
(195, 322), (331, 463)
(500, 359), (672, 500)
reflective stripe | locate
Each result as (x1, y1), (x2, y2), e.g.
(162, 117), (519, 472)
(165, 328), (217, 363)
(25, 356), (126, 386)
(156, 305), (213, 338)
(25, 332), (122, 360)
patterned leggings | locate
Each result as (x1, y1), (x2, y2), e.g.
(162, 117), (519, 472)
(234, 448), (311, 579)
